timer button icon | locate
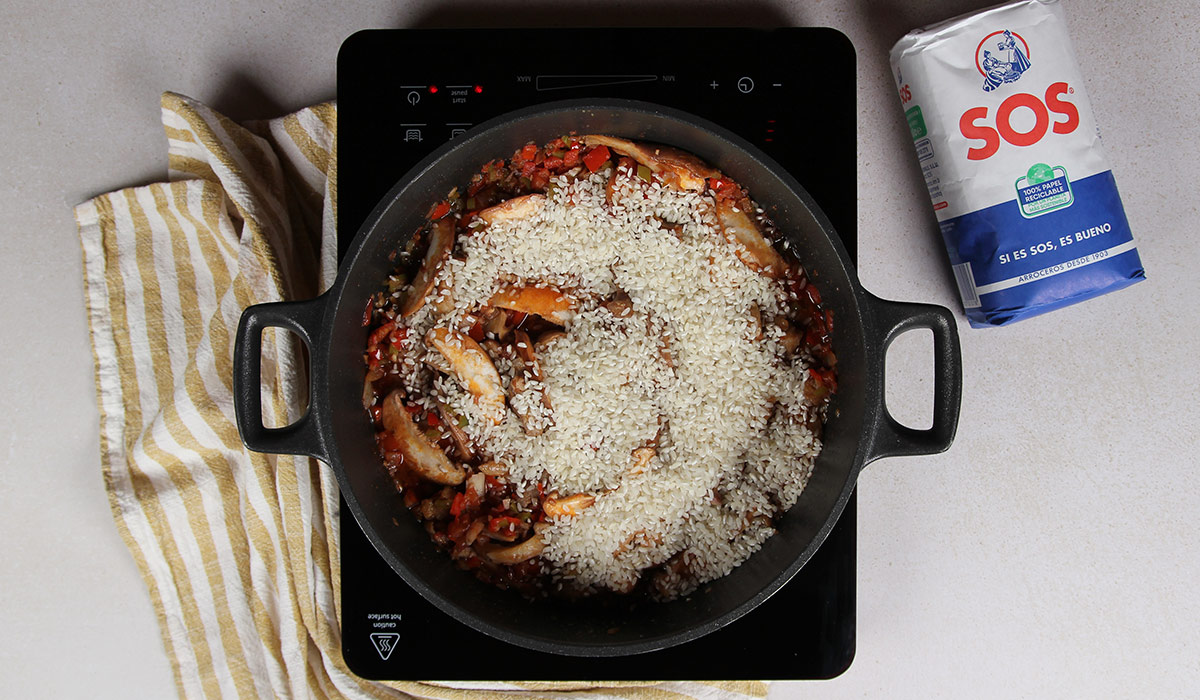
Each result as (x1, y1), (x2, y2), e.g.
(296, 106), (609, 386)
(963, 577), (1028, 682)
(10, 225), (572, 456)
(737, 76), (754, 93)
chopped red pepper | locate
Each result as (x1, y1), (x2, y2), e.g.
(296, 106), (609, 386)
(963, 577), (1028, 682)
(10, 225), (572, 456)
(809, 367), (838, 394)
(805, 324), (826, 348)
(377, 431), (401, 452)
(468, 319), (486, 341)
(367, 321), (396, 350)
(488, 515), (522, 533)
(447, 514), (470, 543)
(519, 143), (538, 161)
(806, 284), (823, 307)
(429, 201), (451, 220)
(463, 483), (482, 511)
(563, 145), (582, 168)
(362, 296), (374, 327)
(582, 145), (610, 172)
(426, 412), (440, 427)
(786, 273), (808, 298)
(449, 492), (465, 517)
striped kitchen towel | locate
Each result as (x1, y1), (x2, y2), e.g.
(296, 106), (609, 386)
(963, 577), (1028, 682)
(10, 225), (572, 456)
(75, 92), (768, 700)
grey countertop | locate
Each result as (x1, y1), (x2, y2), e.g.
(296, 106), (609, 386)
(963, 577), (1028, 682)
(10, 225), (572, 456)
(3, 1), (1196, 697)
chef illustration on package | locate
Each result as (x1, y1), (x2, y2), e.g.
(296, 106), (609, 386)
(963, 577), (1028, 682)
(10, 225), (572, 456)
(980, 29), (1032, 91)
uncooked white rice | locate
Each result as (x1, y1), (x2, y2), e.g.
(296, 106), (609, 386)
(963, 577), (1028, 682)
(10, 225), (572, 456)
(397, 161), (825, 598)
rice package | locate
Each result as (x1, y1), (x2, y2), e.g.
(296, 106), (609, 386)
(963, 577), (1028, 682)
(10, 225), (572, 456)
(890, 0), (1145, 327)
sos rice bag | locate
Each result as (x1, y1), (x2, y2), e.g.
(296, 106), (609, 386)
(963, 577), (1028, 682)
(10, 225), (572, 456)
(890, 0), (1145, 327)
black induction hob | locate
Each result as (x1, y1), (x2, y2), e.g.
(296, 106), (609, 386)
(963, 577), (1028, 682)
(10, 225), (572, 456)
(336, 28), (856, 680)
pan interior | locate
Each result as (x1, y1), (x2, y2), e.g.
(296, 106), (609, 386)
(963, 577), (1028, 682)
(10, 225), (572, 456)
(324, 100), (869, 655)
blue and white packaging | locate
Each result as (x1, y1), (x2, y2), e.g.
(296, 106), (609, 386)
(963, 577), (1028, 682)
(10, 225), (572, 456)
(890, 0), (1145, 327)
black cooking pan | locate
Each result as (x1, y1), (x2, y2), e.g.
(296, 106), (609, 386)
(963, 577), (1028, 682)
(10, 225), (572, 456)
(233, 99), (962, 656)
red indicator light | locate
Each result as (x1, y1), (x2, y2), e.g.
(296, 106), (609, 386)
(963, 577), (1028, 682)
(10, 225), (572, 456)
(474, 85), (483, 94)
(429, 85), (439, 94)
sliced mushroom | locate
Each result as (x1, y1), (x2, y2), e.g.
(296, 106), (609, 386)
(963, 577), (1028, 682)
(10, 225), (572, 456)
(507, 375), (553, 437)
(613, 528), (663, 556)
(478, 338), (506, 362)
(400, 218), (455, 317)
(543, 492), (596, 518)
(477, 193), (546, 226)
(508, 329), (554, 435)
(659, 220), (686, 239)
(657, 326), (676, 370)
(466, 472), (487, 500)
(463, 519), (486, 547)
(379, 390), (465, 485)
(488, 284), (578, 326)
(432, 274), (456, 315)
(422, 349), (453, 375)
(650, 416), (672, 450)
(511, 329), (543, 381)
(775, 317), (804, 357)
(477, 532), (544, 565)
(748, 304), (764, 342)
(650, 552), (696, 600)
(602, 290), (634, 318)
(436, 400), (475, 461)
(581, 135), (718, 192)
(483, 307), (513, 340)
(534, 330), (567, 354)
(802, 371), (834, 405)
(627, 446), (657, 476)
(425, 327), (507, 424)
(714, 197), (786, 279)
(362, 375), (377, 410)
(604, 156), (630, 204)
(477, 461), (509, 478)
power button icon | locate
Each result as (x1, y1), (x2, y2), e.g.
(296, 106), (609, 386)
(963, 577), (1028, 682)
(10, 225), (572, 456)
(737, 77), (754, 94)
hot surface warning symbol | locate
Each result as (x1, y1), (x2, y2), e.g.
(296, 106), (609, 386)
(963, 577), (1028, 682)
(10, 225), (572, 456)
(369, 633), (400, 660)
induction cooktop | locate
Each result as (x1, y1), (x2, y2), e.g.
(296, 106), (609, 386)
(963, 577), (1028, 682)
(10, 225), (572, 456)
(336, 27), (856, 680)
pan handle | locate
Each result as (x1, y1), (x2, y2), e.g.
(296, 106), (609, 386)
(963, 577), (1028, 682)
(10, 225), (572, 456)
(233, 296), (330, 462)
(862, 293), (963, 463)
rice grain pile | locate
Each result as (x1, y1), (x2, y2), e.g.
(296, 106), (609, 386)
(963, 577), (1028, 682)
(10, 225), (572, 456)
(394, 160), (827, 598)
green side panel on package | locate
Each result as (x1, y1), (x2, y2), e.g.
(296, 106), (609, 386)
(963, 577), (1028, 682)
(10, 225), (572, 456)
(905, 105), (927, 140)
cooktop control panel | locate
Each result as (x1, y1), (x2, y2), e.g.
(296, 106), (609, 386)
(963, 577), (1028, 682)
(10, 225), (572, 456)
(337, 28), (855, 261)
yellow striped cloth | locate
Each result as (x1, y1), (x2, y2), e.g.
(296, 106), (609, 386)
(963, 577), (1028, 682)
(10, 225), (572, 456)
(75, 92), (769, 700)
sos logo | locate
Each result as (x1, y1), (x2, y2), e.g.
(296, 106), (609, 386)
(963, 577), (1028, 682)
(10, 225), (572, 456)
(959, 82), (1080, 160)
